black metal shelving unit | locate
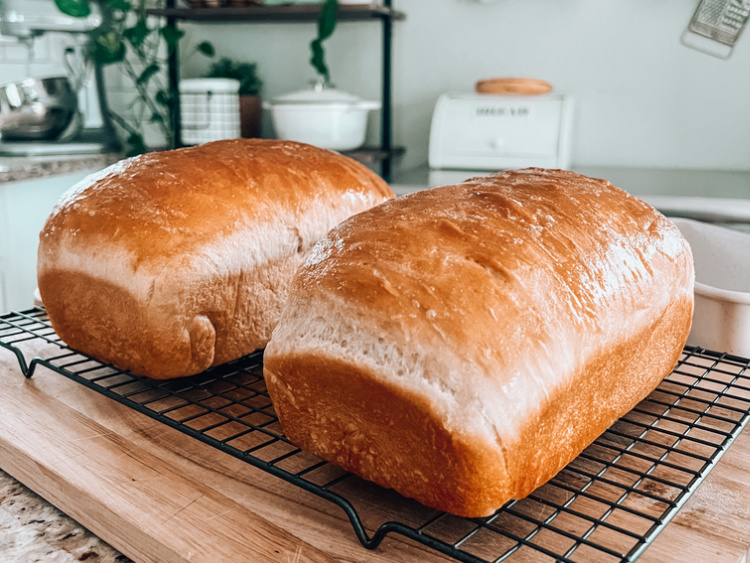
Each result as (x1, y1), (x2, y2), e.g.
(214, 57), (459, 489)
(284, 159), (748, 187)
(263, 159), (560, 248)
(148, 1), (405, 181)
(3, 307), (750, 562)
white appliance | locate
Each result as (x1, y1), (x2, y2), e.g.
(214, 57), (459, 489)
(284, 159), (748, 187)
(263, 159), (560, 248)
(0, 0), (118, 156)
(428, 92), (575, 186)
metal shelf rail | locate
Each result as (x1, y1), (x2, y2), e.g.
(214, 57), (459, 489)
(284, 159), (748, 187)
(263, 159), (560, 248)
(148, 1), (405, 180)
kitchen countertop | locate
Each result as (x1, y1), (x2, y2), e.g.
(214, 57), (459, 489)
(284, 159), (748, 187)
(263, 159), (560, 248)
(4, 154), (749, 217)
(392, 165), (750, 222)
(0, 153), (121, 184)
(392, 165), (750, 197)
(0, 469), (131, 563)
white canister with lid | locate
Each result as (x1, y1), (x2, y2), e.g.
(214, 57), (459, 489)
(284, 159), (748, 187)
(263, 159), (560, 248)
(179, 78), (241, 145)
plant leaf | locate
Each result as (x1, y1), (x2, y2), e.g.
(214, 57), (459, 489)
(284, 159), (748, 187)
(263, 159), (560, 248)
(137, 63), (160, 86)
(93, 32), (126, 65)
(123, 19), (151, 49)
(150, 112), (165, 123)
(196, 41), (215, 57)
(205, 57), (262, 95)
(159, 25), (185, 49)
(317, 0), (338, 41)
(54, 0), (91, 18)
(155, 89), (171, 107)
(106, 0), (132, 12)
(309, 39), (328, 83)
(309, 0), (337, 82)
(125, 133), (147, 157)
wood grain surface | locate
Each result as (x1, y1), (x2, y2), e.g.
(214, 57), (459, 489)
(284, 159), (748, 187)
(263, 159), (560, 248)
(1, 339), (749, 563)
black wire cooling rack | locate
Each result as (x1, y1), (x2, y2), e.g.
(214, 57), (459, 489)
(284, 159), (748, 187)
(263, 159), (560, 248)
(2, 307), (750, 562)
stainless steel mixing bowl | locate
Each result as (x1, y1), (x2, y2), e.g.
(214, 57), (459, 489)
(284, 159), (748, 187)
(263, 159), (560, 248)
(0, 76), (81, 141)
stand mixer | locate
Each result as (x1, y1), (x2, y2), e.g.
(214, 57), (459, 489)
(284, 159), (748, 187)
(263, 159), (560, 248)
(0, 0), (121, 156)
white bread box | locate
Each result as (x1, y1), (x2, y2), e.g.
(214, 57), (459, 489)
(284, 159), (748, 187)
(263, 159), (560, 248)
(428, 92), (575, 174)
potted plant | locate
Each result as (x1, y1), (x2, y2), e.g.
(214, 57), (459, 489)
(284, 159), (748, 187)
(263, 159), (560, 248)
(205, 57), (263, 138)
(53, 0), (189, 155)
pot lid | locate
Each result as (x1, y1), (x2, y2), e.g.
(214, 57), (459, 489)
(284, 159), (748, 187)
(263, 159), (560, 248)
(271, 80), (369, 106)
(179, 78), (240, 93)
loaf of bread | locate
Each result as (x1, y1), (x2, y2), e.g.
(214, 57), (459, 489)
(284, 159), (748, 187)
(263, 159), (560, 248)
(37, 138), (393, 379)
(264, 168), (694, 517)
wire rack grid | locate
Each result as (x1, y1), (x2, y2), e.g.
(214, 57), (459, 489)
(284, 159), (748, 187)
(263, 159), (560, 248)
(2, 307), (750, 563)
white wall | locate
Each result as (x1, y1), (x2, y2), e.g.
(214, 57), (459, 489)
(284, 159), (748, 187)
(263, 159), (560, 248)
(180, 0), (750, 174)
(2, 1), (749, 174)
(0, 33), (67, 83)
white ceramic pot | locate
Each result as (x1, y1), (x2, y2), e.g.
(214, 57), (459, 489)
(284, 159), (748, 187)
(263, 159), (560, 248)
(670, 217), (750, 358)
(264, 82), (380, 151)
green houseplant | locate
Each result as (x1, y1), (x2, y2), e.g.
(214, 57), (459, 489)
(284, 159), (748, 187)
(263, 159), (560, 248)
(310, 0), (338, 85)
(54, 0), (185, 156)
(53, 0), (336, 153)
(205, 57), (263, 138)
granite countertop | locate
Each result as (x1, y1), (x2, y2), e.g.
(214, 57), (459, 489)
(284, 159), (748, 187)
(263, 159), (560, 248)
(0, 153), (122, 184)
(0, 469), (131, 563)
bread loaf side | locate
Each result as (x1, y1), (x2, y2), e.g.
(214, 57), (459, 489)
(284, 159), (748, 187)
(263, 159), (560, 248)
(264, 168), (694, 517)
(38, 139), (393, 378)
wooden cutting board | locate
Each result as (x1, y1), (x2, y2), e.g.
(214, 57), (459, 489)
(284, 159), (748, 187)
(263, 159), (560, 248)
(1, 339), (750, 563)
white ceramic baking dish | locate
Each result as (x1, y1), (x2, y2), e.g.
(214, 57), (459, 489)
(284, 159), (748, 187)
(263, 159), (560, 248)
(670, 217), (750, 358)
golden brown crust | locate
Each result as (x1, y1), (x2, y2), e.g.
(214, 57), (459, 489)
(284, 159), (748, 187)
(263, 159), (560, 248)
(40, 253), (303, 378)
(504, 294), (693, 503)
(40, 139), (392, 268)
(264, 168), (695, 517)
(266, 294), (692, 517)
(38, 139), (393, 379)
(265, 355), (512, 518)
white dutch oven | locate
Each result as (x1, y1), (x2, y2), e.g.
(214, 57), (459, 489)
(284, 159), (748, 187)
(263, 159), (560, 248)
(264, 82), (380, 151)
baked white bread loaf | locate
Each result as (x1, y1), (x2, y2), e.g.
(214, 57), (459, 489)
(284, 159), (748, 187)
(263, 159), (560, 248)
(264, 168), (694, 518)
(37, 138), (393, 379)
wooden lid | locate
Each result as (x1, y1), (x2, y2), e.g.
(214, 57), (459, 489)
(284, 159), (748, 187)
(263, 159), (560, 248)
(475, 77), (553, 96)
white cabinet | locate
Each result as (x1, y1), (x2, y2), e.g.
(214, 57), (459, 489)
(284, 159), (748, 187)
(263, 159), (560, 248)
(0, 170), (95, 312)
